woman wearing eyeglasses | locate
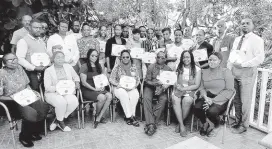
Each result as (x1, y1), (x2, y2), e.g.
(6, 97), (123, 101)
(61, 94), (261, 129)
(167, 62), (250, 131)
(109, 50), (140, 127)
(79, 49), (112, 128)
(0, 53), (49, 147)
(172, 50), (201, 137)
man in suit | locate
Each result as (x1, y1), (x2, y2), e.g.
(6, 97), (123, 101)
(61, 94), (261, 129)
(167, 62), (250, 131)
(210, 20), (235, 68)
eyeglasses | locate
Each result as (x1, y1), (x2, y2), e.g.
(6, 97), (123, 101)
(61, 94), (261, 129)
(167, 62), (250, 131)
(91, 55), (98, 57)
(122, 56), (130, 59)
(6, 58), (18, 62)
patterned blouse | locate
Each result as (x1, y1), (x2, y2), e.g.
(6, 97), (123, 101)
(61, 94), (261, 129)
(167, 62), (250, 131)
(109, 64), (140, 87)
(77, 37), (100, 58)
(0, 65), (30, 96)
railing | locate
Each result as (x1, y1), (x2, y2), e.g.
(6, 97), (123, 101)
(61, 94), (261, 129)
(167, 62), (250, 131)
(249, 68), (272, 133)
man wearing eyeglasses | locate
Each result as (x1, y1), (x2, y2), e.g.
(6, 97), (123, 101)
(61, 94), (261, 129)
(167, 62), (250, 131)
(16, 19), (48, 91)
(143, 51), (171, 136)
(228, 17), (265, 134)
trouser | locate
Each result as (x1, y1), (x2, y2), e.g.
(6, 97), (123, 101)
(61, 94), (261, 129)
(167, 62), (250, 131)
(19, 99), (49, 139)
(143, 85), (168, 124)
(25, 70), (43, 92)
(114, 88), (139, 118)
(232, 67), (257, 128)
(193, 92), (228, 126)
(45, 93), (79, 121)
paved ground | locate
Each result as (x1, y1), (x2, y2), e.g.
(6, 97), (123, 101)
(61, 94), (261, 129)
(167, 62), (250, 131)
(0, 109), (267, 149)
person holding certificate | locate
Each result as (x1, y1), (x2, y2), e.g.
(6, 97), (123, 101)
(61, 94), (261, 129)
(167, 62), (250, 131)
(193, 52), (234, 137)
(172, 50), (201, 137)
(79, 49), (112, 128)
(105, 25), (127, 73)
(190, 29), (214, 69)
(109, 50), (140, 127)
(0, 53), (49, 147)
(143, 51), (172, 136)
(44, 50), (80, 132)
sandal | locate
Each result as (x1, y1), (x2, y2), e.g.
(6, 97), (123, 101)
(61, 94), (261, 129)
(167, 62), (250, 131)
(131, 117), (140, 127)
(147, 124), (157, 136)
(124, 117), (133, 125)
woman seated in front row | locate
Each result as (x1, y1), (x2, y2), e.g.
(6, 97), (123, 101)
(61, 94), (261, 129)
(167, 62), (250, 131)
(79, 49), (112, 128)
(193, 52), (234, 137)
(109, 50), (140, 127)
(172, 50), (201, 137)
(44, 49), (80, 132)
(0, 53), (49, 147)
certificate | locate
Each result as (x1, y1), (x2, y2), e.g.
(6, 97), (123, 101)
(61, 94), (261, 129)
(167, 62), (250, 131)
(167, 46), (183, 58)
(157, 71), (177, 85)
(56, 80), (75, 95)
(99, 41), (106, 53)
(111, 44), (126, 56)
(130, 48), (145, 59)
(12, 88), (38, 107)
(31, 53), (50, 67)
(142, 52), (156, 63)
(119, 75), (136, 90)
(93, 74), (109, 89)
(193, 49), (208, 62)
(229, 50), (246, 64)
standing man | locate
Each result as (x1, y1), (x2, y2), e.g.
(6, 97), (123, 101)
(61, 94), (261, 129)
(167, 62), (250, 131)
(139, 26), (147, 39)
(142, 28), (159, 52)
(121, 25), (130, 41)
(16, 19), (48, 91)
(229, 17), (265, 134)
(211, 20), (235, 68)
(143, 51), (171, 136)
(182, 27), (194, 51)
(10, 15), (32, 53)
(68, 20), (82, 40)
(105, 24), (126, 73)
(47, 20), (79, 69)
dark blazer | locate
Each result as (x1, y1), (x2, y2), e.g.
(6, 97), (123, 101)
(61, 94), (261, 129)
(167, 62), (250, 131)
(211, 35), (235, 68)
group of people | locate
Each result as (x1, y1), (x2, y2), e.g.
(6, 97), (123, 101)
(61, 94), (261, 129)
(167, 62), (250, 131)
(0, 14), (265, 148)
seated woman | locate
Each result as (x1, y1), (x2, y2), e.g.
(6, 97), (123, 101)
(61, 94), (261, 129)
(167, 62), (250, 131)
(0, 53), (49, 147)
(172, 50), (201, 137)
(79, 49), (112, 128)
(193, 52), (234, 137)
(44, 50), (80, 132)
(109, 50), (140, 127)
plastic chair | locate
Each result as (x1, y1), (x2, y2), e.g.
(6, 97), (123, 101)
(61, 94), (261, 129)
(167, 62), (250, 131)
(0, 102), (17, 149)
(190, 90), (236, 144)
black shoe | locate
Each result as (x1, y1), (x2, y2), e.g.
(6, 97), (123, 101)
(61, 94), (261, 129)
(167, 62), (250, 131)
(231, 122), (240, 129)
(93, 115), (99, 129)
(232, 126), (247, 134)
(31, 134), (42, 141)
(19, 134), (34, 148)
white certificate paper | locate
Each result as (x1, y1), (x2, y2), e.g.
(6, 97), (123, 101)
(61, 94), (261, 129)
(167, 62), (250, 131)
(193, 49), (208, 62)
(12, 88), (38, 107)
(56, 80), (75, 95)
(229, 50), (246, 64)
(130, 48), (145, 59)
(167, 46), (183, 58)
(93, 74), (109, 89)
(142, 52), (156, 63)
(157, 71), (177, 85)
(99, 41), (106, 53)
(119, 75), (136, 90)
(31, 53), (50, 67)
(111, 44), (126, 56)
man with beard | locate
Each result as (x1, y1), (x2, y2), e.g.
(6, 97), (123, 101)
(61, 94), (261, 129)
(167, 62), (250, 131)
(228, 17), (264, 134)
(10, 15), (32, 53)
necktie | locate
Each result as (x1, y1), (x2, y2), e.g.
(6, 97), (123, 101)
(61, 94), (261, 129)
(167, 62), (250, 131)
(236, 35), (245, 51)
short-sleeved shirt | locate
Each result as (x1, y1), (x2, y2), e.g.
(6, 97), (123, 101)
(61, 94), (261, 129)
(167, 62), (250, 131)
(105, 36), (126, 69)
(77, 37), (100, 58)
(10, 27), (28, 45)
(0, 65), (30, 96)
(145, 63), (172, 82)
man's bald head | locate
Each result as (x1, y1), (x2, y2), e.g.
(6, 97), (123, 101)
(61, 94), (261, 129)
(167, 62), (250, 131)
(22, 15), (32, 28)
(215, 20), (227, 35)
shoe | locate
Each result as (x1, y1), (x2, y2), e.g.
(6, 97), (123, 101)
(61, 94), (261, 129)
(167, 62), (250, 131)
(131, 117), (140, 127)
(50, 118), (57, 131)
(57, 121), (71, 132)
(99, 117), (108, 124)
(232, 126), (247, 134)
(200, 123), (209, 136)
(231, 122), (240, 129)
(146, 124), (157, 136)
(31, 134), (42, 141)
(93, 115), (99, 129)
(19, 133), (34, 148)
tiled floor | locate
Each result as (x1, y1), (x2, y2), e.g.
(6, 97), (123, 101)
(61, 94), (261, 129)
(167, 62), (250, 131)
(0, 111), (266, 149)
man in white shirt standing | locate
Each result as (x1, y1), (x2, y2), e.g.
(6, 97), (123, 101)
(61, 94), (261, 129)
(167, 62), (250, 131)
(228, 17), (265, 134)
(10, 15), (32, 53)
(47, 20), (79, 70)
(16, 19), (48, 91)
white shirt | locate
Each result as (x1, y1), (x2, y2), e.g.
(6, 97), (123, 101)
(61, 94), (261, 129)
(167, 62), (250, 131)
(16, 34), (45, 71)
(228, 32), (264, 68)
(182, 38), (195, 51)
(47, 33), (80, 66)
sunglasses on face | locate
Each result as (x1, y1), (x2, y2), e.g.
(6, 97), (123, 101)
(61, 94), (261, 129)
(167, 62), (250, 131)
(91, 55), (98, 57)
(122, 56), (130, 59)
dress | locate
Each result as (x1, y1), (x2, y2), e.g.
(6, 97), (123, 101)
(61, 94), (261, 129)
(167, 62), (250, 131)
(79, 64), (106, 101)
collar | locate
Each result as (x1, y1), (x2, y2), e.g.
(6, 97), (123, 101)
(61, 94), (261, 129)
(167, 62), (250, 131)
(243, 32), (254, 38)
(27, 34), (42, 41)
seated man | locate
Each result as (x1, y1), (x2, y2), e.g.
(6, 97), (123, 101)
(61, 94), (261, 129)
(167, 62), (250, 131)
(143, 51), (171, 136)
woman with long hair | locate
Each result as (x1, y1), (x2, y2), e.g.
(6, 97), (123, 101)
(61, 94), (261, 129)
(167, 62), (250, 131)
(172, 50), (202, 137)
(79, 49), (112, 128)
